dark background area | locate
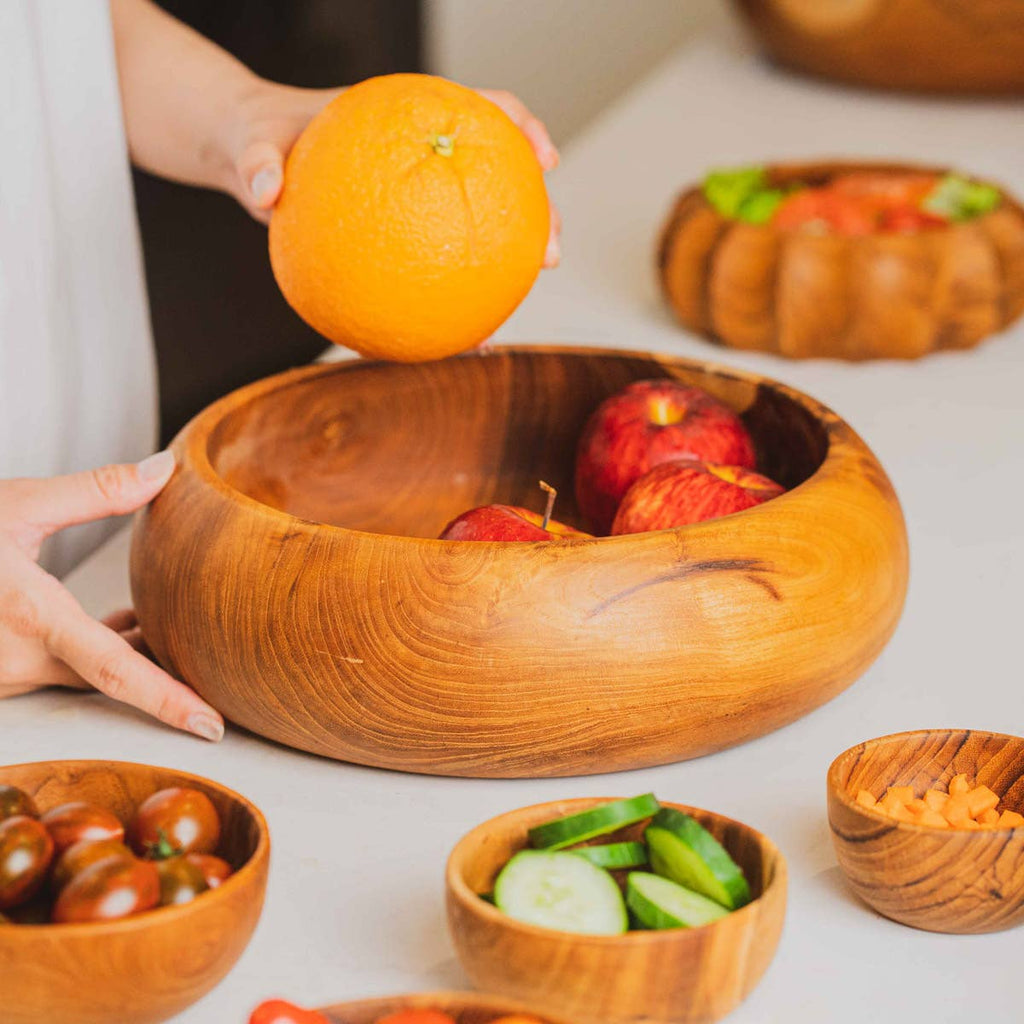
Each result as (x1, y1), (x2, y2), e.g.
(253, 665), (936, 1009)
(135, 1), (422, 445)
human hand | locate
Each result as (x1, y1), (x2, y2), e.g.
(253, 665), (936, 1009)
(0, 452), (224, 741)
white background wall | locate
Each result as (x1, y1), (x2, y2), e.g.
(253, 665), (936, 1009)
(425, 0), (728, 145)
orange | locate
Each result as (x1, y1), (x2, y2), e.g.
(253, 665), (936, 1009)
(269, 74), (550, 362)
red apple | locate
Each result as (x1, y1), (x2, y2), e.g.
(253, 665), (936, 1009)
(611, 459), (784, 534)
(439, 505), (588, 542)
(574, 380), (756, 534)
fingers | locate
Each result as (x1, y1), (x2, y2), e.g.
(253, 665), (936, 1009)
(545, 204), (562, 268)
(478, 89), (559, 171)
(102, 608), (138, 633)
(236, 140), (285, 214)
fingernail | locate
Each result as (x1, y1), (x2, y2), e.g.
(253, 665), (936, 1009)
(544, 232), (561, 268)
(187, 713), (224, 742)
(137, 450), (175, 482)
(250, 165), (282, 207)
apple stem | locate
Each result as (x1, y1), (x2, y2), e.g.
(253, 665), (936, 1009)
(539, 480), (557, 530)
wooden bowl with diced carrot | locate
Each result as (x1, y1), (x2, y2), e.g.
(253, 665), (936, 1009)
(828, 729), (1024, 933)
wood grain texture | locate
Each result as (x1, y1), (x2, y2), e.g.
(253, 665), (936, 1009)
(0, 760), (269, 1024)
(130, 346), (908, 777)
(734, 0), (1024, 94)
(828, 729), (1024, 933)
(319, 990), (571, 1023)
(446, 798), (786, 1024)
(659, 161), (1024, 360)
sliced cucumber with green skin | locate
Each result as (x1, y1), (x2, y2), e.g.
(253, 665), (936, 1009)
(494, 850), (628, 935)
(645, 807), (751, 910)
(528, 794), (660, 850)
(626, 872), (730, 930)
(570, 841), (649, 870)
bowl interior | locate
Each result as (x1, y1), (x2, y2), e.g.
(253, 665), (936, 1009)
(207, 349), (828, 538)
(830, 729), (1024, 814)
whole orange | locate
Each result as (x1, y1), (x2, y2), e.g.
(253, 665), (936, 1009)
(269, 74), (550, 362)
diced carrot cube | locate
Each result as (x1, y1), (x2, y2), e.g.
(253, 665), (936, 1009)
(978, 808), (1000, 826)
(856, 790), (877, 809)
(888, 803), (914, 823)
(924, 789), (948, 811)
(949, 774), (970, 796)
(960, 818), (981, 830)
(965, 786), (1000, 819)
(998, 810), (1024, 828)
(918, 809), (950, 828)
(880, 790), (908, 815)
(905, 798), (929, 815)
(888, 786), (914, 804)
(943, 794), (971, 824)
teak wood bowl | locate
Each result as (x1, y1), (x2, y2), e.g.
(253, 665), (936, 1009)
(446, 798), (787, 1024)
(828, 729), (1024, 933)
(318, 990), (569, 1023)
(130, 346), (908, 777)
(0, 760), (270, 1024)
(733, 0), (1024, 95)
(658, 161), (1024, 360)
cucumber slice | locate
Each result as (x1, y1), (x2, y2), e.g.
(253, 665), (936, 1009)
(570, 841), (649, 870)
(645, 807), (751, 910)
(626, 872), (730, 930)
(493, 850), (628, 935)
(528, 794), (660, 850)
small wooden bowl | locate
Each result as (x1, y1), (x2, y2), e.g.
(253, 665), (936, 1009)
(733, 0), (1024, 95)
(131, 346), (908, 777)
(828, 729), (1024, 933)
(0, 760), (270, 1024)
(658, 160), (1024, 359)
(318, 990), (569, 1023)
(446, 798), (787, 1024)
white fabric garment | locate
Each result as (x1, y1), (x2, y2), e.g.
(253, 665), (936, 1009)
(0, 0), (158, 576)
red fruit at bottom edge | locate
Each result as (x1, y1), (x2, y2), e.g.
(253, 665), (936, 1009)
(249, 1000), (331, 1024)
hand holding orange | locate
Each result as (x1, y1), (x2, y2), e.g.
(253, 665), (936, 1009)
(269, 74), (552, 362)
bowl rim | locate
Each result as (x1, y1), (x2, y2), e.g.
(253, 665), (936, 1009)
(0, 758), (271, 935)
(445, 796), (786, 946)
(174, 344), (851, 547)
(316, 988), (575, 1021)
(827, 727), (1024, 835)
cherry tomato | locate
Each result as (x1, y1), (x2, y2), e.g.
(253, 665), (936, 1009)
(375, 1013), (458, 1024)
(52, 838), (136, 892)
(879, 207), (949, 233)
(830, 171), (937, 206)
(185, 852), (232, 889)
(0, 784), (38, 823)
(488, 1018), (546, 1024)
(52, 856), (159, 923)
(156, 856), (209, 906)
(128, 788), (221, 858)
(0, 815), (54, 909)
(41, 802), (125, 855)
(248, 1000), (331, 1024)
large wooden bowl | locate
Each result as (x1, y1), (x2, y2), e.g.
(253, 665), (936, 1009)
(318, 991), (569, 1022)
(828, 729), (1024, 933)
(130, 346), (908, 777)
(0, 760), (270, 1024)
(446, 798), (787, 1024)
(733, 0), (1024, 94)
(659, 161), (1024, 359)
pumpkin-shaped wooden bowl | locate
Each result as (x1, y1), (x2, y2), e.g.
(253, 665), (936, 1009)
(130, 346), (908, 778)
(828, 729), (1024, 933)
(0, 760), (270, 1024)
(733, 0), (1024, 95)
(446, 798), (786, 1024)
(317, 990), (570, 1023)
(658, 161), (1024, 359)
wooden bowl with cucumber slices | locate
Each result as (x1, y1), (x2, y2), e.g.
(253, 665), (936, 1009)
(446, 796), (787, 1024)
(131, 346), (907, 778)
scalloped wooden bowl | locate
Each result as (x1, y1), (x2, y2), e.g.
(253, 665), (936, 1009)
(130, 346), (908, 777)
(659, 160), (1024, 359)
(446, 798), (787, 1024)
(0, 760), (269, 1024)
(828, 729), (1024, 933)
(733, 0), (1024, 95)
(318, 990), (570, 1023)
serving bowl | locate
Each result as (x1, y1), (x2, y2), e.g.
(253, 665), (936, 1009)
(733, 0), (1024, 95)
(658, 161), (1024, 359)
(318, 990), (569, 1023)
(446, 797), (786, 1024)
(131, 346), (908, 777)
(828, 729), (1024, 933)
(0, 760), (270, 1024)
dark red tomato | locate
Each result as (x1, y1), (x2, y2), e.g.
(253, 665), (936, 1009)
(155, 856), (209, 906)
(128, 788), (221, 858)
(0, 784), (38, 823)
(52, 856), (159, 923)
(0, 815), (54, 909)
(249, 1000), (331, 1024)
(41, 802), (125, 856)
(52, 838), (136, 892)
(879, 207), (949, 233)
(185, 853), (232, 889)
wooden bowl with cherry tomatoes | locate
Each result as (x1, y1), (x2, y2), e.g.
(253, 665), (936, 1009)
(0, 760), (269, 1024)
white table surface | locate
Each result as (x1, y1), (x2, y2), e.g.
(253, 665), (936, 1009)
(6, 28), (1024, 1024)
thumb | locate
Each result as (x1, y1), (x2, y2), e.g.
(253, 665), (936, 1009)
(236, 141), (285, 213)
